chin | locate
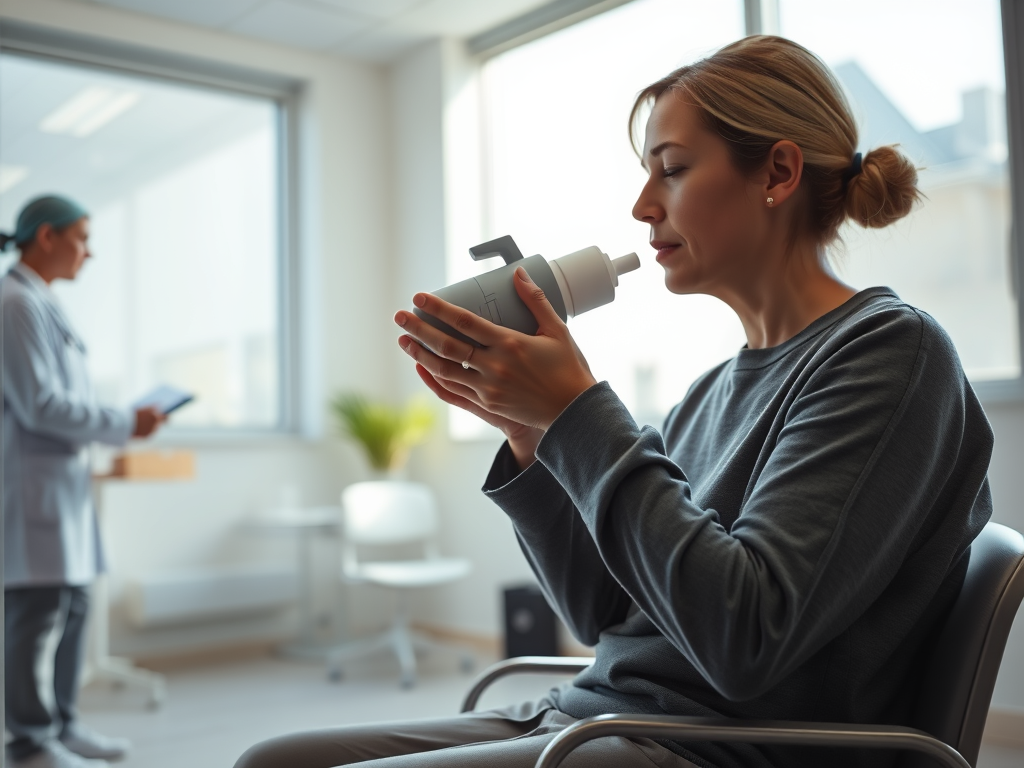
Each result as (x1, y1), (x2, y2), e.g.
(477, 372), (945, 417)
(662, 268), (702, 296)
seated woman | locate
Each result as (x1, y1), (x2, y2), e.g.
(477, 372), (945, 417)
(235, 35), (993, 768)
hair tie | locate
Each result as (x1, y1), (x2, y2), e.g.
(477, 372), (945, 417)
(841, 152), (863, 189)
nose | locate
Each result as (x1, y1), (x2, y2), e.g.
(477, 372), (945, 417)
(632, 176), (663, 224)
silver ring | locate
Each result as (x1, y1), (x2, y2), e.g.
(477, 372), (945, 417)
(462, 347), (475, 370)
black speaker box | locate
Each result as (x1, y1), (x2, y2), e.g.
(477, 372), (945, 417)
(503, 583), (558, 658)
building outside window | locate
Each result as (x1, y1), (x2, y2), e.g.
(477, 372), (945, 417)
(0, 53), (285, 430)
(778, 0), (1014, 381)
(468, 0), (1012, 436)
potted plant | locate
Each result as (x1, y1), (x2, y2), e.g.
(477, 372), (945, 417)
(330, 393), (435, 477)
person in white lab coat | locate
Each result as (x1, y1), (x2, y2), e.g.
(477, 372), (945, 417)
(1, 196), (164, 768)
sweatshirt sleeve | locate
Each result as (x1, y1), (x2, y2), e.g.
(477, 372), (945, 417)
(533, 309), (990, 701)
(483, 439), (632, 646)
(3, 293), (133, 447)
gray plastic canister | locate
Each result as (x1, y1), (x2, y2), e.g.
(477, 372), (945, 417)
(413, 235), (639, 347)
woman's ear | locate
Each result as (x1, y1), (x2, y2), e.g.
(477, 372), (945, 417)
(34, 223), (55, 254)
(763, 140), (804, 205)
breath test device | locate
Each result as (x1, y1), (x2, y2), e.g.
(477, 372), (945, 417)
(413, 235), (641, 346)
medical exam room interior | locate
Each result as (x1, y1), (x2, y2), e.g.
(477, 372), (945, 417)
(3, 0), (1024, 766)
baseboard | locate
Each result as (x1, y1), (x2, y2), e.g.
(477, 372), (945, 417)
(131, 638), (281, 672)
(411, 622), (502, 656)
(984, 707), (1024, 748)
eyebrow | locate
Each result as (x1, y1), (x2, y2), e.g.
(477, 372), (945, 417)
(641, 141), (688, 171)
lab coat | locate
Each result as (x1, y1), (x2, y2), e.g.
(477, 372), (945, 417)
(2, 262), (132, 587)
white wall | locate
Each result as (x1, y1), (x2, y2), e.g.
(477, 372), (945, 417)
(0, 0), (398, 655)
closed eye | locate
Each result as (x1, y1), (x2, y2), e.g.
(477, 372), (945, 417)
(662, 166), (686, 178)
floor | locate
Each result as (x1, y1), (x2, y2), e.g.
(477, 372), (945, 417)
(78, 653), (1024, 768)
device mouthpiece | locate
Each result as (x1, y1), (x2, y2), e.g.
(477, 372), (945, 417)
(613, 252), (641, 276)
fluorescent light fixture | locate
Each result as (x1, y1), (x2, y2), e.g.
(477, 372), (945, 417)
(0, 166), (30, 194)
(73, 92), (140, 137)
(39, 87), (140, 137)
(40, 87), (113, 134)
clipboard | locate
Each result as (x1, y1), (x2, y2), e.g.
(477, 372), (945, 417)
(132, 385), (195, 415)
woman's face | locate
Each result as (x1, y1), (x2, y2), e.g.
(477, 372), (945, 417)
(632, 96), (768, 297)
(44, 217), (91, 281)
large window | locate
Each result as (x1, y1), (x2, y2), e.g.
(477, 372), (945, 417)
(474, 0), (1015, 435)
(0, 53), (286, 431)
(778, 0), (1014, 381)
(463, 0), (747, 438)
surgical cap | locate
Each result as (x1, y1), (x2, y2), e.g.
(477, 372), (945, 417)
(0, 195), (89, 251)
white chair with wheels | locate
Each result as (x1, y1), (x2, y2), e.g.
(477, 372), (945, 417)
(327, 480), (473, 688)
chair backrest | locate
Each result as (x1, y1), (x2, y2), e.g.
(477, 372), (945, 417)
(340, 481), (438, 546)
(907, 522), (1024, 767)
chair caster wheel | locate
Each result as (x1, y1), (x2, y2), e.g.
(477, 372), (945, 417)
(328, 668), (343, 682)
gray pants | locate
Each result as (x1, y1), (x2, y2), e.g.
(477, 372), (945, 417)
(233, 697), (698, 768)
(5, 586), (89, 761)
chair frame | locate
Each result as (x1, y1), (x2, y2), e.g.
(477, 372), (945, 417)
(460, 522), (1024, 768)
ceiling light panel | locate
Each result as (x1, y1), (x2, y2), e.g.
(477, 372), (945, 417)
(73, 92), (141, 137)
(39, 87), (141, 137)
(0, 165), (30, 194)
(39, 87), (113, 134)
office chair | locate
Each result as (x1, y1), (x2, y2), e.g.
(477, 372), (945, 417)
(327, 481), (473, 688)
(461, 522), (1024, 768)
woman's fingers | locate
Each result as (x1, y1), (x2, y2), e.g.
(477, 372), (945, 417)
(410, 293), (503, 347)
(415, 364), (475, 407)
(395, 307), (483, 369)
(398, 334), (475, 383)
(414, 365), (510, 430)
(513, 267), (567, 334)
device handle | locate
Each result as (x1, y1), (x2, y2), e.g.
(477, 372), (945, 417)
(469, 235), (524, 265)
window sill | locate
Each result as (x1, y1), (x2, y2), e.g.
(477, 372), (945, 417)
(144, 428), (316, 450)
(975, 378), (1024, 406)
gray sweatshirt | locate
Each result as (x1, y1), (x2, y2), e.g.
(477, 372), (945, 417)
(482, 287), (993, 768)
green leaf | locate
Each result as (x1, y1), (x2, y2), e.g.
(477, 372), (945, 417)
(330, 393), (436, 471)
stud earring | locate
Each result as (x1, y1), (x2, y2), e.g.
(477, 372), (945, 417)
(766, 197), (774, 206)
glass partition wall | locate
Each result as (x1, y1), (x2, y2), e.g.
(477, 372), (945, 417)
(0, 53), (285, 431)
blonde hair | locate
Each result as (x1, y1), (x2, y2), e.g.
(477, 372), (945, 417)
(630, 35), (921, 243)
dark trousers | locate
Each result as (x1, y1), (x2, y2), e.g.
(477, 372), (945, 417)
(234, 697), (698, 768)
(5, 586), (90, 760)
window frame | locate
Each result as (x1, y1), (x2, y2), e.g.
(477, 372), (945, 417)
(468, 0), (1024, 405)
(0, 21), (304, 438)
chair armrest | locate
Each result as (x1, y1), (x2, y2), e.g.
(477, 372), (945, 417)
(535, 714), (971, 768)
(460, 656), (594, 713)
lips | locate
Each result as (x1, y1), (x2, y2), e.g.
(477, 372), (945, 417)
(650, 239), (681, 261)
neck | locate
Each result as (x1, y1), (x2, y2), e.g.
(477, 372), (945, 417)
(715, 240), (856, 350)
(19, 253), (55, 284)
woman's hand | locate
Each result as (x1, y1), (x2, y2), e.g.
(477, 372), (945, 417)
(132, 406), (166, 438)
(395, 266), (598, 435)
(412, 363), (543, 469)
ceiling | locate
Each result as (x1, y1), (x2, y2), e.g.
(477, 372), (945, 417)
(79, 0), (556, 62)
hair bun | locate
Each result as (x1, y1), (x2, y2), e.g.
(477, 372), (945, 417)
(844, 145), (920, 229)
